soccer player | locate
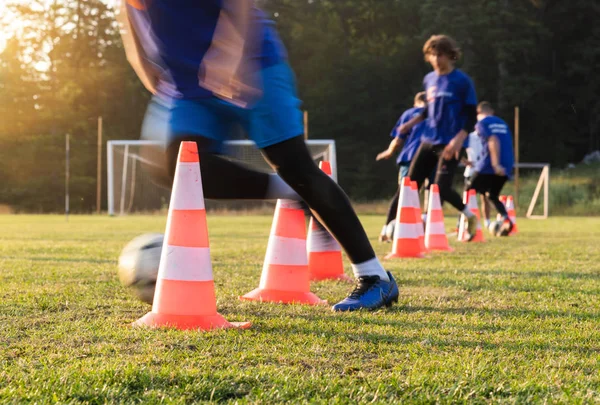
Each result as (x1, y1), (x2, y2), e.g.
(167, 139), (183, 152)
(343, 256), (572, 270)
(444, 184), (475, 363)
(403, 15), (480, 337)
(117, 0), (398, 311)
(376, 92), (427, 242)
(468, 101), (515, 236)
(463, 131), (492, 229)
(398, 35), (479, 240)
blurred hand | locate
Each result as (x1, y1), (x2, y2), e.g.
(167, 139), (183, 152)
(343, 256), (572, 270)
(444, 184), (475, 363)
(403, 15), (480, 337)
(493, 164), (506, 176)
(442, 138), (462, 160)
(376, 150), (393, 161)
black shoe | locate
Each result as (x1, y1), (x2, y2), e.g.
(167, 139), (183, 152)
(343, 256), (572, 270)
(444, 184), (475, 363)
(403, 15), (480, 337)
(498, 220), (513, 237)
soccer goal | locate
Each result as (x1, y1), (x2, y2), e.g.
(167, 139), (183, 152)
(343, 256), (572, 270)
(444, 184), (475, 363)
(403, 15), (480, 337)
(515, 163), (550, 219)
(107, 139), (337, 216)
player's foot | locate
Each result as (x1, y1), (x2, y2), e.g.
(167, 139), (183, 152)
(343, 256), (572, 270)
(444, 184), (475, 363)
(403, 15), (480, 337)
(332, 272), (398, 312)
(466, 215), (478, 241)
(497, 220), (513, 237)
(378, 234), (390, 243)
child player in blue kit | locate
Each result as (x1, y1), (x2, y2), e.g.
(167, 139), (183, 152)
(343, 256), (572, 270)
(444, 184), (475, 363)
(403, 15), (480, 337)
(398, 35), (479, 240)
(469, 102), (515, 236)
(117, 0), (398, 311)
(376, 92), (427, 242)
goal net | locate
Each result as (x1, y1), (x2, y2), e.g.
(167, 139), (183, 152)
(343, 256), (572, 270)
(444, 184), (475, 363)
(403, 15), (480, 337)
(107, 139), (337, 216)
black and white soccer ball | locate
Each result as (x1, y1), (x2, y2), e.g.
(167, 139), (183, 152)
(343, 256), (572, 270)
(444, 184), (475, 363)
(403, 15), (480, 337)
(117, 233), (164, 304)
(488, 220), (502, 236)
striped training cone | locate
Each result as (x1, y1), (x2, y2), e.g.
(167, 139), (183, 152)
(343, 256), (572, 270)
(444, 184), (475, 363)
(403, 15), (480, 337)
(410, 181), (427, 253)
(425, 184), (453, 251)
(241, 199), (327, 305)
(385, 177), (424, 259)
(134, 141), (250, 331)
(307, 162), (352, 282)
(458, 189), (485, 242)
(506, 195), (519, 235)
(496, 195), (508, 222)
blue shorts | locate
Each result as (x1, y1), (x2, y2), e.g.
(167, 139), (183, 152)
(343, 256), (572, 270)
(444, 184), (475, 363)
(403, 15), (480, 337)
(141, 63), (304, 150)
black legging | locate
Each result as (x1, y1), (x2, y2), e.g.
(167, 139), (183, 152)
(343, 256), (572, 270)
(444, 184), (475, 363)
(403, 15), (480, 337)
(468, 173), (509, 218)
(408, 142), (466, 211)
(160, 135), (375, 264)
(262, 136), (375, 264)
(385, 189), (400, 224)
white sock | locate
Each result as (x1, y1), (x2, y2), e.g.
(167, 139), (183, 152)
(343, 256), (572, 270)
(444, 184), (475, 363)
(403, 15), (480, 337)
(484, 219), (491, 228)
(380, 225), (387, 236)
(351, 257), (389, 281)
(462, 207), (475, 218)
(265, 174), (301, 200)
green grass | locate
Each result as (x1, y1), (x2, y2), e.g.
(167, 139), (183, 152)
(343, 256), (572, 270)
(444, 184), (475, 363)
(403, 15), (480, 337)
(1, 214), (599, 404)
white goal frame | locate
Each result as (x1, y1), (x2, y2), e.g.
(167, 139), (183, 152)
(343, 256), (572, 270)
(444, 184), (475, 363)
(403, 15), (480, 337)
(516, 163), (550, 219)
(107, 139), (337, 216)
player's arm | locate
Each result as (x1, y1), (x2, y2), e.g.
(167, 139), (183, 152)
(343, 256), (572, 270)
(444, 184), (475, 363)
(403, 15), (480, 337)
(398, 109), (425, 135)
(443, 75), (478, 160)
(199, 0), (255, 107)
(117, 1), (160, 94)
(488, 135), (505, 176)
(376, 137), (405, 161)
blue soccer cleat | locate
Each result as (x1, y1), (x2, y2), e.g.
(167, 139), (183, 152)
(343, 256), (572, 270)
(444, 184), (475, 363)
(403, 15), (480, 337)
(332, 271), (399, 312)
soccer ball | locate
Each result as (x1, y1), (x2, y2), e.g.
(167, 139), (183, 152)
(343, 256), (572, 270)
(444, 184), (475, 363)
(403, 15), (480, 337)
(488, 220), (502, 236)
(117, 233), (164, 304)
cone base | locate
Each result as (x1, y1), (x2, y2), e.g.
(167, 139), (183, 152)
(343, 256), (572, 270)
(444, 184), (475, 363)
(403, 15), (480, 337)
(427, 245), (454, 252)
(240, 288), (327, 305)
(133, 311), (251, 331)
(308, 252), (351, 282)
(426, 235), (454, 252)
(385, 251), (425, 259)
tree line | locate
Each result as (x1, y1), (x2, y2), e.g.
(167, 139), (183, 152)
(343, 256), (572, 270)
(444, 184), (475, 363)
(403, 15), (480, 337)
(1, 0), (598, 212)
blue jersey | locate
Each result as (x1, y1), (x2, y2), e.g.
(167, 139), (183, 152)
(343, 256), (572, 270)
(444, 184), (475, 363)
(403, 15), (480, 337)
(422, 69), (477, 145)
(124, 0), (287, 99)
(391, 107), (425, 164)
(475, 116), (515, 178)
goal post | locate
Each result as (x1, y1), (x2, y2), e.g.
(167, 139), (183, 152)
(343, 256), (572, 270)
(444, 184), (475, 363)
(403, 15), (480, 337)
(107, 139), (338, 216)
(515, 163), (550, 220)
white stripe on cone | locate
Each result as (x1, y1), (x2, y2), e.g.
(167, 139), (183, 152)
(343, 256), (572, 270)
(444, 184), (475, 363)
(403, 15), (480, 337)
(264, 235), (308, 266)
(307, 225), (341, 253)
(393, 222), (421, 239)
(171, 162), (206, 210)
(278, 199), (303, 210)
(158, 245), (213, 281)
(411, 188), (425, 238)
(426, 221), (445, 236)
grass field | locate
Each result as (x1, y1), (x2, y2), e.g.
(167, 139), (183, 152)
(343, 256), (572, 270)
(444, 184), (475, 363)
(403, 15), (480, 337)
(1, 214), (599, 403)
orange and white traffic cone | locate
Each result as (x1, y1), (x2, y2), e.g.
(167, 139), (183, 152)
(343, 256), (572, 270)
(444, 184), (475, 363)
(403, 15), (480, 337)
(458, 189), (485, 242)
(134, 141), (250, 331)
(385, 177), (424, 259)
(425, 184), (453, 251)
(307, 162), (351, 282)
(241, 199), (327, 305)
(506, 195), (519, 235)
(410, 181), (427, 253)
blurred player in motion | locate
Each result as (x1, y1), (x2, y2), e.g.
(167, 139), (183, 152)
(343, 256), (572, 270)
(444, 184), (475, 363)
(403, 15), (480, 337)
(398, 35), (479, 240)
(376, 92), (426, 242)
(463, 130), (492, 230)
(468, 102), (515, 236)
(117, 0), (398, 311)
